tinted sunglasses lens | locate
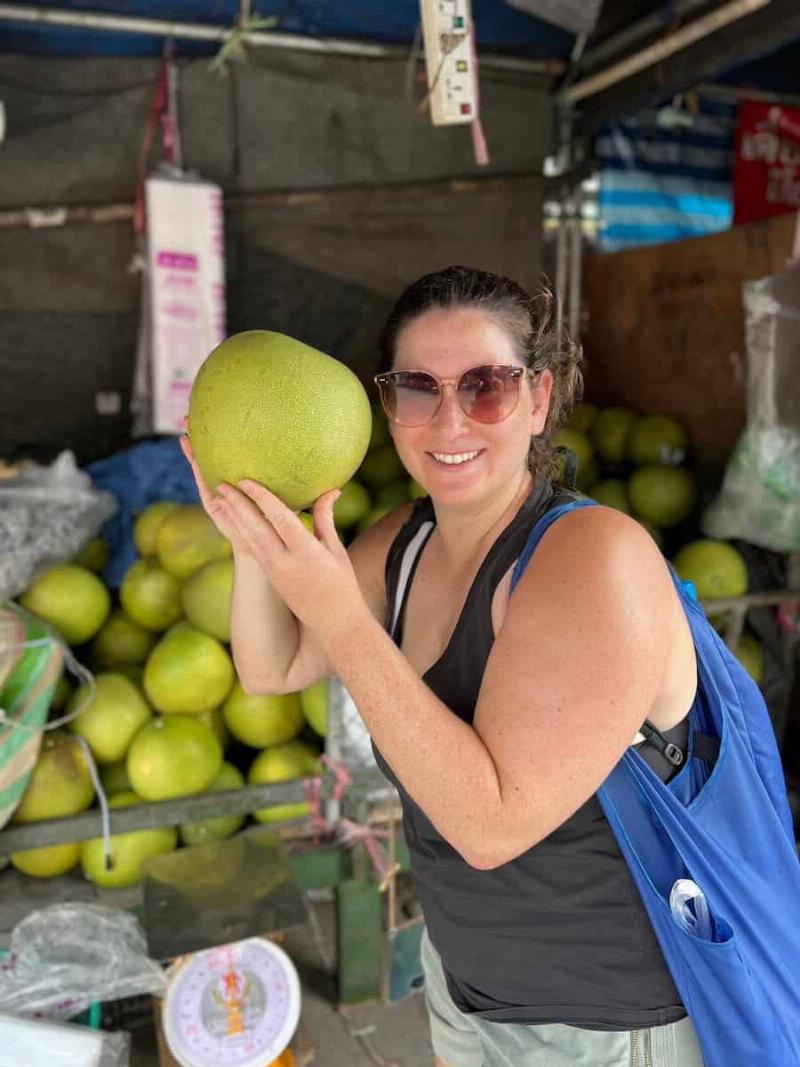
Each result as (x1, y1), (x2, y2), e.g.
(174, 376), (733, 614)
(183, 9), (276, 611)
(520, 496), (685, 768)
(458, 366), (522, 423)
(380, 372), (440, 426)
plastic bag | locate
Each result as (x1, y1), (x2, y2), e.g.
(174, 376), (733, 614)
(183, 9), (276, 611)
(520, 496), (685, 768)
(0, 904), (166, 1020)
(0, 452), (118, 601)
(0, 1012), (130, 1067)
(703, 261), (800, 551)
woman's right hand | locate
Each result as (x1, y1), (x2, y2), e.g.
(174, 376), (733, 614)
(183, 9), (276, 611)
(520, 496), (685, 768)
(179, 421), (252, 557)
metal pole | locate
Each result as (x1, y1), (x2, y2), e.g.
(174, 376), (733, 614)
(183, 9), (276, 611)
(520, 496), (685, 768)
(554, 193), (568, 346)
(564, 0), (771, 104)
(0, 3), (559, 71)
(568, 187), (582, 343)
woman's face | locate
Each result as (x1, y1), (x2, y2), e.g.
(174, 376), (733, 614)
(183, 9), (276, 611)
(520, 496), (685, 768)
(388, 306), (553, 509)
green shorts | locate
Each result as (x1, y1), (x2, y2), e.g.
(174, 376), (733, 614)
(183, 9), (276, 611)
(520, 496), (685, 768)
(420, 927), (705, 1067)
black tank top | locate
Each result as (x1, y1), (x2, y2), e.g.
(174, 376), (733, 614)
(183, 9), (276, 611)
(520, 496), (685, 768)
(372, 477), (688, 1030)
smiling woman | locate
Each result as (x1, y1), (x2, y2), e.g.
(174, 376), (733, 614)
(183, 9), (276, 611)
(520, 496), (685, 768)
(182, 266), (707, 1067)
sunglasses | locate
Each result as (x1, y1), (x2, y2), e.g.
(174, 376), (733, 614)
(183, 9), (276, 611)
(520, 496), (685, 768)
(374, 364), (538, 427)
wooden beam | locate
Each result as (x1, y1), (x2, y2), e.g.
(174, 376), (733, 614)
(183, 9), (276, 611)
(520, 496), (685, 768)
(576, 0), (800, 130)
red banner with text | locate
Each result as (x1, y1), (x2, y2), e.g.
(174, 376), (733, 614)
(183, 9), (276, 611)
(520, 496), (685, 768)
(733, 100), (800, 225)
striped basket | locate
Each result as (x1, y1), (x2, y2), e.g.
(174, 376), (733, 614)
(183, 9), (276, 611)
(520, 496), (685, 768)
(0, 602), (63, 830)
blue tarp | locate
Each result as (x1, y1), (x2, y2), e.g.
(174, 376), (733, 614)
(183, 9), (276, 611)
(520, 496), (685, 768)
(86, 437), (200, 589)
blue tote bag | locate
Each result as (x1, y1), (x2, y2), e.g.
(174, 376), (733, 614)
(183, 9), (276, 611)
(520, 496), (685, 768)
(511, 500), (800, 1066)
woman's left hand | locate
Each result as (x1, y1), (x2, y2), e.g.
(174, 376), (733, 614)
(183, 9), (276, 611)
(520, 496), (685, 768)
(214, 479), (364, 638)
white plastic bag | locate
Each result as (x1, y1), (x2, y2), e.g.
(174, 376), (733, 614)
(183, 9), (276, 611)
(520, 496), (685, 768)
(0, 451), (117, 601)
(0, 904), (166, 1020)
(703, 261), (800, 551)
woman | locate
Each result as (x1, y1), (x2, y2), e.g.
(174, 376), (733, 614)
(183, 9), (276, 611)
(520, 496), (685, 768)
(181, 266), (705, 1066)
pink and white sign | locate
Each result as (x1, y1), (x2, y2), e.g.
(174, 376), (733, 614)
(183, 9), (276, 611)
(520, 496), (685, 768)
(145, 174), (226, 433)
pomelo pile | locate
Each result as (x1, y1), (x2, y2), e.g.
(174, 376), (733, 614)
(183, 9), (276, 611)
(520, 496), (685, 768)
(13, 330), (397, 887)
(556, 403), (762, 686)
(12, 502), (330, 886)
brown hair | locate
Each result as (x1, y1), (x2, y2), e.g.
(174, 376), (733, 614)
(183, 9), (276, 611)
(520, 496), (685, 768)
(378, 265), (584, 478)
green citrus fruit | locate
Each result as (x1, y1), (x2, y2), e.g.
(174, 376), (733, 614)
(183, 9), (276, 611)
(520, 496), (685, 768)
(590, 407), (637, 464)
(80, 791), (177, 888)
(333, 480), (372, 530)
(673, 539), (748, 600)
(92, 609), (157, 667)
(156, 505), (232, 581)
(181, 558), (234, 642)
(248, 740), (322, 824)
(19, 565), (110, 645)
(188, 331), (372, 511)
(223, 682), (303, 748)
(628, 415), (689, 466)
(120, 558), (183, 632)
(628, 467), (697, 527)
(133, 501), (181, 556)
(12, 732), (94, 823)
(67, 672), (152, 765)
(144, 623), (234, 714)
(127, 717), (222, 801)
(11, 842), (81, 878)
(591, 479), (631, 513)
(179, 762), (246, 847)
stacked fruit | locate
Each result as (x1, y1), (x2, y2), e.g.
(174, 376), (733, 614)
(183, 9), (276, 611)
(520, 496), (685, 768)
(306, 406), (424, 541)
(10, 502), (328, 888)
(555, 404), (762, 686)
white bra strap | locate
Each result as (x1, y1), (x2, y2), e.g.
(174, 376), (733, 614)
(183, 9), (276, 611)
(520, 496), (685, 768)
(389, 520), (435, 639)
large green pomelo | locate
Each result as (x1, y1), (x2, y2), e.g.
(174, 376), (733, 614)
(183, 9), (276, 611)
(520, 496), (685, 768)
(188, 331), (372, 511)
(19, 565), (110, 645)
(156, 505), (232, 580)
(248, 740), (322, 824)
(120, 558), (183, 632)
(12, 732), (94, 823)
(300, 680), (328, 736)
(628, 415), (688, 466)
(223, 682), (303, 748)
(11, 842), (81, 879)
(673, 539), (748, 601)
(127, 716), (222, 801)
(733, 633), (764, 685)
(81, 792), (177, 888)
(67, 672), (152, 765)
(181, 558), (234, 641)
(590, 407), (637, 464)
(333, 480), (372, 529)
(591, 478), (631, 513)
(629, 466), (697, 527)
(144, 623), (234, 714)
(179, 761), (245, 847)
(134, 501), (181, 556)
(92, 609), (157, 667)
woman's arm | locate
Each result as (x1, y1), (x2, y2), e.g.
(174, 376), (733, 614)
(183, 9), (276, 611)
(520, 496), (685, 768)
(227, 500), (412, 695)
(320, 507), (676, 869)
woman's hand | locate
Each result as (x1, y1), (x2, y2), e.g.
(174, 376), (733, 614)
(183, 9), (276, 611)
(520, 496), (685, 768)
(179, 422), (253, 557)
(211, 478), (365, 639)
